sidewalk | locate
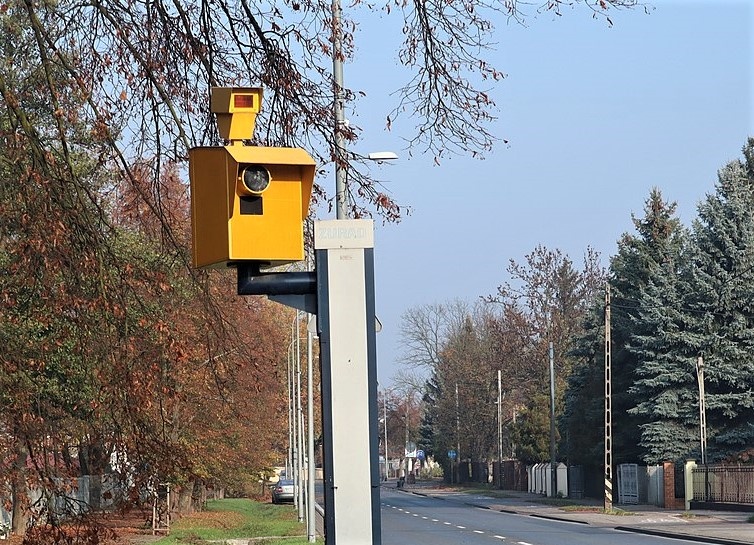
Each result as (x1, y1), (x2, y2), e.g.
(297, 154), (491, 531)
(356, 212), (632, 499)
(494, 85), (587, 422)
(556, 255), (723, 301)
(388, 480), (753, 545)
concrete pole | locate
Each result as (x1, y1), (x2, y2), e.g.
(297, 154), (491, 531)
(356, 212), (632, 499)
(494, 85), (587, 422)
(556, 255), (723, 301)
(404, 399), (409, 480)
(307, 327), (316, 542)
(497, 369), (503, 488)
(292, 316), (300, 511)
(287, 341), (293, 479)
(296, 313), (305, 522)
(604, 285), (613, 511)
(332, 0), (348, 219)
(455, 383), (460, 484)
(696, 356), (707, 465)
(549, 342), (556, 497)
(384, 392), (389, 480)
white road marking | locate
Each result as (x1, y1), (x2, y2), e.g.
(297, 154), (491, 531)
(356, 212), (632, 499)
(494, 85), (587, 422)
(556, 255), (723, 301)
(431, 519), (439, 522)
(443, 521), (451, 525)
(473, 530), (484, 534)
(456, 525), (466, 529)
(493, 537), (506, 541)
(421, 516), (428, 520)
(518, 542), (534, 545)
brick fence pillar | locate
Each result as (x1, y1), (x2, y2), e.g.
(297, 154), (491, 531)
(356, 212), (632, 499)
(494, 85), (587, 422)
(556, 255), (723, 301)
(662, 461), (675, 509)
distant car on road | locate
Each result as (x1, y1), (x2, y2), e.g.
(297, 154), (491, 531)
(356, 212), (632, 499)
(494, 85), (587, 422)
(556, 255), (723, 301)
(272, 479), (295, 504)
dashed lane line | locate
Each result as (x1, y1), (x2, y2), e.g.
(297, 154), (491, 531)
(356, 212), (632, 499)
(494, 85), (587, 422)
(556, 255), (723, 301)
(386, 502), (513, 541)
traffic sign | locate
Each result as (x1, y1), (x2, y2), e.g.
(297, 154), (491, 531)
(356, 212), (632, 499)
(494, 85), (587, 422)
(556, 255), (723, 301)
(448, 450), (457, 459)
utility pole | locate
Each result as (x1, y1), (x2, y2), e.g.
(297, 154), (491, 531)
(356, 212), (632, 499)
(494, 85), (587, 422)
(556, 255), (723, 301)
(497, 369), (503, 488)
(383, 392), (389, 480)
(696, 355), (709, 502)
(404, 397), (410, 480)
(549, 342), (556, 498)
(604, 285), (613, 511)
(696, 356), (707, 465)
(455, 383), (460, 484)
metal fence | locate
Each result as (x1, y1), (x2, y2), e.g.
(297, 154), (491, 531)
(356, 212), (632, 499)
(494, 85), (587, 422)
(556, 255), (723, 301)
(692, 465), (754, 504)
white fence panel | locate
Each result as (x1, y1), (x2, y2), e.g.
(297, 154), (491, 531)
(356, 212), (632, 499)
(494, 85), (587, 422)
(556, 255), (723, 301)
(618, 463), (639, 504)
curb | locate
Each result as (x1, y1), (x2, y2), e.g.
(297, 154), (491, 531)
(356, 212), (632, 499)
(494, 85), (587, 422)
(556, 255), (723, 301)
(529, 513), (589, 525)
(615, 526), (753, 545)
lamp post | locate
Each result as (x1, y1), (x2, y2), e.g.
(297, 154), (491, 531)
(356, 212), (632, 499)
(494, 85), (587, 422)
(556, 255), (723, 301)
(332, 0), (347, 219)
(384, 392), (389, 480)
(404, 403), (410, 481)
(306, 321), (316, 543)
(332, 0), (397, 219)
(287, 339), (298, 507)
(497, 370), (503, 488)
(288, 311), (304, 519)
(328, 5), (395, 543)
(455, 383), (460, 485)
(294, 313), (306, 523)
(549, 341), (556, 498)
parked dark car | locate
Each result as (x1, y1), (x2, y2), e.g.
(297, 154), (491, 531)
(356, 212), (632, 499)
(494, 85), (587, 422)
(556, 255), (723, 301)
(272, 479), (295, 504)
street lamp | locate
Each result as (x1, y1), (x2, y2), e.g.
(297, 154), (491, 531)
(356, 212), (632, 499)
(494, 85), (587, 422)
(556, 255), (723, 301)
(368, 151), (398, 163)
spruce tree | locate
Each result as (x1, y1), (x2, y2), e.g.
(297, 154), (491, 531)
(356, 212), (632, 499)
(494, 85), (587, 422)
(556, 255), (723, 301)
(683, 138), (754, 457)
(630, 139), (754, 462)
(614, 189), (687, 463)
(564, 189), (686, 465)
(628, 243), (699, 463)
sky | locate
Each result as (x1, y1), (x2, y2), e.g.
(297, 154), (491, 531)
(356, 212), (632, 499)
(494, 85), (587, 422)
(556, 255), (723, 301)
(327, 1), (753, 386)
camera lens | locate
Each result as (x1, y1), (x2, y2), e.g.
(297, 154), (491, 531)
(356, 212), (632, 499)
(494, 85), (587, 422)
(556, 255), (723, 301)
(240, 165), (270, 194)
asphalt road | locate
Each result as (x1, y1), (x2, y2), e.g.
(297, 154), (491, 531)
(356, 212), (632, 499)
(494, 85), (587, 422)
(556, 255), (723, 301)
(380, 488), (720, 545)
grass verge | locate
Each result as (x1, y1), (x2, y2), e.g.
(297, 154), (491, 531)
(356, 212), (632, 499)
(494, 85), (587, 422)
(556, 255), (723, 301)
(153, 498), (318, 544)
(456, 483), (517, 499)
(453, 483), (634, 515)
(534, 498), (634, 514)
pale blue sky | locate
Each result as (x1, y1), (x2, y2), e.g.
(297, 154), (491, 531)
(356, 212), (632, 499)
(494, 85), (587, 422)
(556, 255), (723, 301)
(332, 1), (752, 385)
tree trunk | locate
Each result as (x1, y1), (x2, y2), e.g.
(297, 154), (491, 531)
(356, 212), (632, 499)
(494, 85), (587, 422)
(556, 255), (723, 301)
(176, 483), (194, 515)
(10, 439), (29, 537)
